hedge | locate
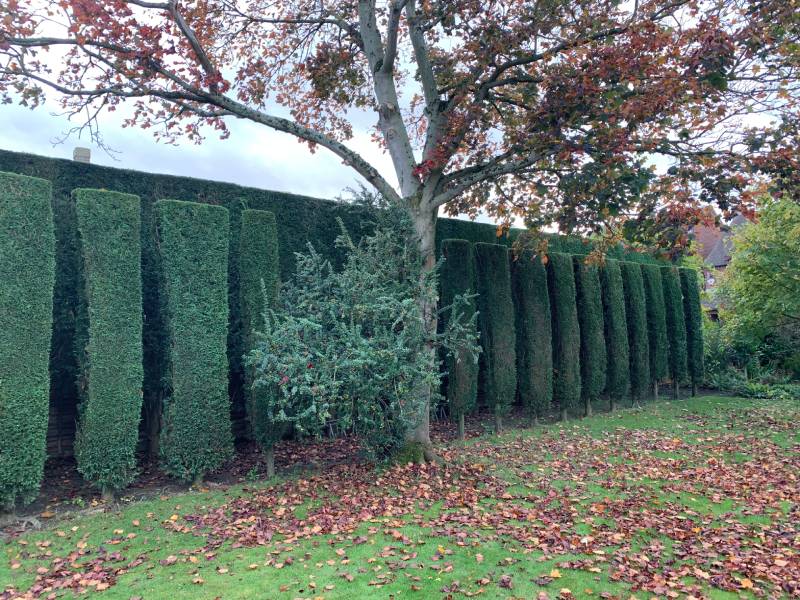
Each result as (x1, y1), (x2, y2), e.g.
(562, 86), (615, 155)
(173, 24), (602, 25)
(573, 257), (606, 416)
(511, 250), (553, 424)
(600, 259), (630, 408)
(440, 240), (478, 438)
(0, 172), (55, 510)
(547, 252), (581, 419)
(641, 264), (668, 398)
(680, 268), (704, 395)
(620, 262), (650, 403)
(73, 190), (143, 498)
(238, 209), (282, 474)
(474, 243), (516, 432)
(661, 266), (688, 398)
(155, 200), (233, 483)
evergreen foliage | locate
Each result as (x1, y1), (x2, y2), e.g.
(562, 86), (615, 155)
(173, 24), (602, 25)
(641, 264), (668, 395)
(155, 200), (233, 482)
(661, 266), (688, 395)
(621, 262), (650, 401)
(238, 210), (282, 473)
(680, 267), (705, 394)
(474, 243), (517, 431)
(73, 189), (143, 497)
(573, 257), (606, 415)
(600, 259), (630, 406)
(511, 251), (553, 423)
(547, 252), (581, 419)
(440, 240), (478, 438)
(249, 211), (479, 460)
(0, 171), (55, 510)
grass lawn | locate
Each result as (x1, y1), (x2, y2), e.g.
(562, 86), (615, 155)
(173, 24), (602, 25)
(2, 395), (798, 599)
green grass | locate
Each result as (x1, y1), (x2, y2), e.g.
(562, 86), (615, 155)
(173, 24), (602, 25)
(2, 395), (798, 599)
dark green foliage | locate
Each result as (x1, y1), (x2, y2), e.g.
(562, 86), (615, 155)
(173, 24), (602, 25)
(680, 268), (705, 391)
(573, 257), (606, 412)
(0, 172), (55, 509)
(641, 264), (669, 389)
(474, 243), (517, 429)
(547, 252), (581, 418)
(238, 210), (282, 458)
(620, 262), (650, 401)
(600, 259), (630, 403)
(155, 200), (233, 482)
(661, 266), (688, 387)
(73, 190), (143, 495)
(511, 251), (553, 422)
(440, 240), (478, 431)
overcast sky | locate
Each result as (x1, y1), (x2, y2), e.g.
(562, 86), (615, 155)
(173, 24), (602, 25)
(0, 100), (400, 203)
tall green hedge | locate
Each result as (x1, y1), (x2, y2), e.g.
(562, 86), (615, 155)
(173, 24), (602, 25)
(440, 240), (478, 438)
(0, 172), (55, 510)
(600, 259), (630, 408)
(474, 243), (516, 432)
(573, 257), (606, 416)
(661, 266), (688, 398)
(239, 209), (282, 474)
(511, 251), (553, 424)
(641, 264), (668, 398)
(620, 262), (650, 402)
(680, 268), (704, 395)
(547, 252), (581, 420)
(73, 190), (143, 498)
(155, 200), (233, 483)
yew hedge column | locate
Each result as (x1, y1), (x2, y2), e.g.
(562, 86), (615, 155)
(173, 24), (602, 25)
(440, 239), (478, 439)
(661, 266), (688, 399)
(573, 257), (606, 417)
(474, 243), (516, 433)
(547, 252), (581, 421)
(680, 268), (704, 396)
(239, 209), (282, 474)
(641, 264), (668, 400)
(0, 172), (55, 512)
(600, 259), (629, 411)
(155, 200), (233, 484)
(511, 250), (553, 425)
(74, 189), (143, 500)
(621, 262), (650, 405)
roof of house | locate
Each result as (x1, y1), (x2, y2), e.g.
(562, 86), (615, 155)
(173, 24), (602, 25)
(702, 213), (750, 269)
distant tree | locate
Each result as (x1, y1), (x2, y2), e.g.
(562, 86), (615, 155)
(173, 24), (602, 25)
(547, 253), (581, 421)
(621, 262), (650, 405)
(4, 0), (798, 457)
(680, 268), (704, 396)
(641, 264), (668, 399)
(662, 266), (688, 399)
(600, 259), (629, 411)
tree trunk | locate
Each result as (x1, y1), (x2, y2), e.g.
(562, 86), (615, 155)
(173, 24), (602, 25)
(610, 397), (617, 412)
(457, 413), (465, 441)
(494, 412), (503, 434)
(192, 473), (204, 488)
(672, 379), (679, 400)
(265, 445), (275, 478)
(101, 486), (114, 504)
(584, 397), (592, 417)
(530, 414), (539, 428)
(653, 381), (659, 401)
(560, 408), (568, 422)
(691, 382), (697, 397)
(406, 204), (438, 462)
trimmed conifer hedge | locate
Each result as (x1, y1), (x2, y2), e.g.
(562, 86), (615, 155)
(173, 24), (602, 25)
(440, 240), (478, 438)
(679, 268), (704, 396)
(573, 257), (606, 416)
(547, 252), (581, 420)
(600, 259), (629, 409)
(511, 251), (553, 424)
(620, 262), (650, 402)
(155, 200), (233, 483)
(641, 264), (668, 398)
(0, 172), (55, 510)
(474, 243), (516, 432)
(661, 266), (688, 398)
(73, 190), (143, 498)
(239, 209), (282, 474)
